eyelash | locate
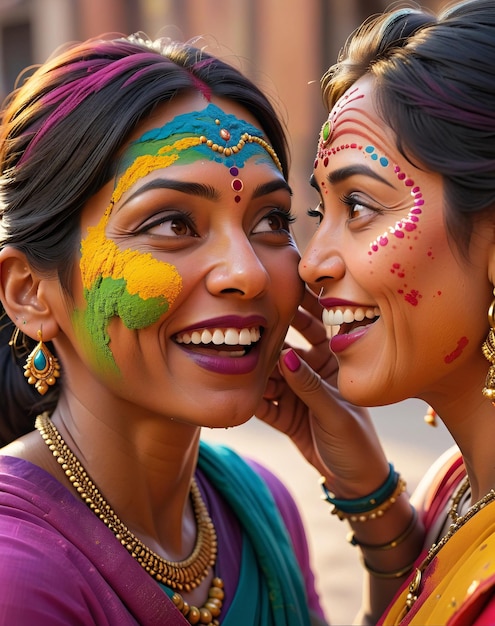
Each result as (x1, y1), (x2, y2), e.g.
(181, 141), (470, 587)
(136, 210), (197, 236)
(135, 207), (296, 237)
(340, 193), (383, 219)
(271, 208), (296, 229)
(307, 205), (323, 223)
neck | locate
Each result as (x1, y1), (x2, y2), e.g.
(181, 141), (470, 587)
(47, 391), (201, 560)
(425, 381), (495, 501)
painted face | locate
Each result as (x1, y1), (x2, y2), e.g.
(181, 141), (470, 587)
(301, 77), (492, 407)
(69, 96), (302, 425)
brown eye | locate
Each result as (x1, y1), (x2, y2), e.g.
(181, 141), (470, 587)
(139, 213), (197, 238)
(252, 209), (295, 234)
(169, 218), (189, 236)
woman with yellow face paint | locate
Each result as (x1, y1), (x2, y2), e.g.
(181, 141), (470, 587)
(0, 35), (327, 625)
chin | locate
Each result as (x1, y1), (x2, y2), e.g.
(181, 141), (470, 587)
(337, 371), (382, 407)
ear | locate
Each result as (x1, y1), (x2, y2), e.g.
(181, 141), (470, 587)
(0, 247), (59, 341)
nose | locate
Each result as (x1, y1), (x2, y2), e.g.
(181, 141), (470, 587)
(205, 236), (270, 298)
(299, 228), (345, 293)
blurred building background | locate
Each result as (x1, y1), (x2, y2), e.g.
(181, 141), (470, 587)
(0, 0), (442, 244)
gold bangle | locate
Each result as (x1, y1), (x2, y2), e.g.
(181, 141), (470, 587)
(332, 477), (406, 521)
(347, 507), (417, 550)
(361, 556), (416, 579)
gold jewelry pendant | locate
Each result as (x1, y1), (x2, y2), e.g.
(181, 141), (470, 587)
(482, 292), (495, 403)
(405, 568), (422, 612)
(24, 330), (60, 395)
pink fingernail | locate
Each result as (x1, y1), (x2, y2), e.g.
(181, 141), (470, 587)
(283, 349), (301, 372)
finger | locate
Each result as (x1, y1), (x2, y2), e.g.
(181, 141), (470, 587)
(291, 307), (327, 348)
(278, 348), (347, 427)
(279, 348), (324, 401)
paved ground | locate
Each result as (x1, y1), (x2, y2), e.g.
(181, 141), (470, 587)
(202, 398), (454, 625)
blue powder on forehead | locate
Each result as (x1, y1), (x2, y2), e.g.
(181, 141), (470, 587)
(116, 102), (279, 176)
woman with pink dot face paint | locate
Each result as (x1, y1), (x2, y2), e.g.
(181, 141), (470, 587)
(256, 1), (495, 624)
(0, 35), (326, 625)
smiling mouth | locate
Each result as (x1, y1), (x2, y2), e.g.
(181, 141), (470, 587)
(322, 307), (380, 335)
(175, 326), (262, 357)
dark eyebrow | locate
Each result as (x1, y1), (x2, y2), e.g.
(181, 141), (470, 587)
(118, 179), (219, 209)
(118, 177), (292, 210)
(326, 164), (394, 188)
(252, 179), (293, 199)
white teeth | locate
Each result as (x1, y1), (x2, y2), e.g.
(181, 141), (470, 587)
(239, 328), (252, 345)
(176, 327), (261, 346)
(322, 307), (380, 327)
(354, 308), (365, 322)
(212, 330), (225, 345)
(225, 329), (240, 345)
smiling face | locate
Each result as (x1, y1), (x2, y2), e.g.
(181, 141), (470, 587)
(301, 77), (493, 407)
(58, 95), (303, 426)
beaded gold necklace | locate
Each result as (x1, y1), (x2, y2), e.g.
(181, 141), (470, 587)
(34, 412), (218, 592)
(405, 475), (495, 613)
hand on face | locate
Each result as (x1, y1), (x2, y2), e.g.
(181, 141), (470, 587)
(256, 289), (389, 496)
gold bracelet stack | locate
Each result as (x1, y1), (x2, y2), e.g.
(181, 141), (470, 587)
(360, 556), (417, 579)
(320, 464), (407, 521)
(347, 507), (417, 549)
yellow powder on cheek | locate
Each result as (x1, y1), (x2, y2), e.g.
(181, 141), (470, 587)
(80, 205), (182, 305)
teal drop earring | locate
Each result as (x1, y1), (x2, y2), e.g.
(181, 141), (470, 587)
(24, 330), (60, 395)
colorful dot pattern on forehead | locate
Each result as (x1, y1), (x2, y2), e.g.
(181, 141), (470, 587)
(318, 87), (364, 152)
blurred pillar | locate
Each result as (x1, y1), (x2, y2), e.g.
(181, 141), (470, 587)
(252, 0), (323, 249)
(75, 0), (139, 39)
(31, 0), (75, 62)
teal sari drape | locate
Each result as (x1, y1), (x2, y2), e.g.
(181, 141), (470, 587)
(197, 440), (312, 626)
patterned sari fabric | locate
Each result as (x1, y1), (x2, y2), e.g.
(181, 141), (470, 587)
(380, 451), (495, 625)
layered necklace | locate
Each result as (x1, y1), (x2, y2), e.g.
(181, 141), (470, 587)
(405, 475), (495, 613)
(35, 412), (224, 625)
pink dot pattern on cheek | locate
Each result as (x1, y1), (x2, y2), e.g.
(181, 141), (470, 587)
(404, 289), (422, 306)
(390, 262), (405, 278)
(369, 169), (424, 255)
(444, 336), (469, 364)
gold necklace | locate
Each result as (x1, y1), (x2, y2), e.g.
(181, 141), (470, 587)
(170, 577), (224, 625)
(35, 412), (218, 592)
(405, 475), (495, 613)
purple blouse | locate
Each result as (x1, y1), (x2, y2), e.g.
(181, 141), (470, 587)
(0, 454), (324, 624)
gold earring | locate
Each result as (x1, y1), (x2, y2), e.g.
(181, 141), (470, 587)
(424, 406), (437, 427)
(482, 289), (495, 404)
(24, 330), (60, 395)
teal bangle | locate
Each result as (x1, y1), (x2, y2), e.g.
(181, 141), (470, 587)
(320, 463), (398, 514)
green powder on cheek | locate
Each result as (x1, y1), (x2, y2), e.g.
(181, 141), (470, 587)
(74, 276), (170, 374)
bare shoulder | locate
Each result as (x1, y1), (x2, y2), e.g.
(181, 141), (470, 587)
(0, 430), (55, 476)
